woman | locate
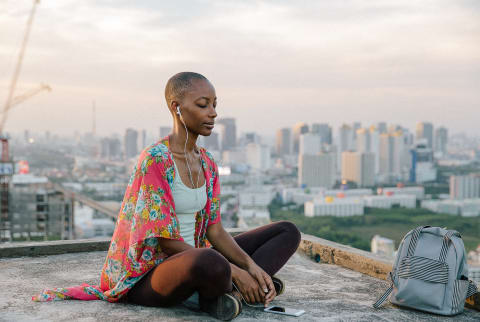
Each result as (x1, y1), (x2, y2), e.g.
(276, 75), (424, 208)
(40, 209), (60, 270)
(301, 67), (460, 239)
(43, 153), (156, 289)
(33, 72), (301, 321)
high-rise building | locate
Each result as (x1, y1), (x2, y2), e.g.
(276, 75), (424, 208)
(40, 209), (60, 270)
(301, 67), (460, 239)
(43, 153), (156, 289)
(159, 126), (172, 139)
(299, 133), (321, 156)
(379, 131), (409, 183)
(203, 132), (220, 151)
(298, 153), (336, 188)
(434, 127), (448, 155)
(356, 128), (371, 153)
(449, 174), (480, 199)
(369, 126), (380, 175)
(341, 151), (375, 187)
(100, 137), (122, 160)
(292, 122), (309, 154)
(124, 128), (138, 159)
(276, 128), (291, 155)
(311, 123), (332, 145)
(409, 139), (436, 183)
(10, 175), (74, 241)
(339, 124), (354, 152)
(246, 143), (271, 171)
(377, 122), (387, 134)
(217, 118), (236, 151)
(416, 122), (434, 149)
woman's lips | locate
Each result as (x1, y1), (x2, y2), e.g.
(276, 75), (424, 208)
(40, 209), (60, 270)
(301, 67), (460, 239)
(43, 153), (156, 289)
(204, 123), (214, 129)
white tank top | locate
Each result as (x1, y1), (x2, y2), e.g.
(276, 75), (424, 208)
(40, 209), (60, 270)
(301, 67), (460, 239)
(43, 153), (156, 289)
(171, 159), (207, 247)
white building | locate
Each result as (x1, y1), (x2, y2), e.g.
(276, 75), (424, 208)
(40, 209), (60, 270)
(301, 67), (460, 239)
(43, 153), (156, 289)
(450, 174), (480, 199)
(305, 197), (364, 217)
(379, 131), (409, 183)
(246, 143), (271, 171)
(380, 186), (425, 200)
(421, 199), (480, 217)
(341, 151), (375, 187)
(298, 153), (336, 188)
(239, 188), (274, 208)
(281, 187), (324, 204)
(356, 128), (371, 153)
(371, 235), (395, 258)
(299, 133), (321, 155)
(323, 189), (373, 198)
(364, 194), (416, 209)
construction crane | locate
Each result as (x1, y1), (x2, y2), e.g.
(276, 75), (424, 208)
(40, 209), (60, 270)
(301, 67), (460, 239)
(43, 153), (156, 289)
(0, 0), (41, 242)
(0, 0), (41, 134)
(3, 83), (52, 112)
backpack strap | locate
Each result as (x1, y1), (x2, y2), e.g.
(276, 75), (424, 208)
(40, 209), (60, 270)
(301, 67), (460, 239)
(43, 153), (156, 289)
(439, 230), (456, 262)
(467, 280), (479, 298)
(373, 272), (394, 308)
(407, 226), (429, 257)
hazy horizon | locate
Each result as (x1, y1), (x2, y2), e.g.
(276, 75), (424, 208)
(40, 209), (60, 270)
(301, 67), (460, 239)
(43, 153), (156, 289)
(2, 0), (479, 137)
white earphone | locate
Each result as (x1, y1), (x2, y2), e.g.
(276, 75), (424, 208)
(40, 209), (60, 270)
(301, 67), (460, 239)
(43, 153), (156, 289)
(176, 105), (181, 115)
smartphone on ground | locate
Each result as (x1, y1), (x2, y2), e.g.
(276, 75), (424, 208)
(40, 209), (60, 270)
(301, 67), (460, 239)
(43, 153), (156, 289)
(264, 306), (305, 317)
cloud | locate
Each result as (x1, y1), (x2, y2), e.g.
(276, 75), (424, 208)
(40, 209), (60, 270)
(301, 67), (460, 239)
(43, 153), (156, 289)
(1, 0), (479, 136)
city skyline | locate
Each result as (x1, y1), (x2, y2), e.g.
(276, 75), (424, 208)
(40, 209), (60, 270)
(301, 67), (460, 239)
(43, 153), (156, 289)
(1, 0), (479, 136)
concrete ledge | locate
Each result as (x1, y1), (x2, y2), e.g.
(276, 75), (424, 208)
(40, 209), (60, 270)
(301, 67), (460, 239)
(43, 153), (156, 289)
(0, 238), (111, 258)
(0, 228), (248, 259)
(298, 233), (393, 280)
(297, 233), (479, 312)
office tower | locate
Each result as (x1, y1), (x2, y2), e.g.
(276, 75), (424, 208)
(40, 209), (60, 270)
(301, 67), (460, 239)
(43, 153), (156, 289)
(369, 126), (380, 174)
(246, 143), (271, 171)
(311, 123), (332, 145)
(409, 139), (436, 183)
(299, 133), (321, 156)
(341, 151), (375, 187)
(377, 122), (387, 134)
(244, 132), (259, 144)
(292, 122), (309, 153)
(100, 137), (122, 160)
(141, 129), (147, 149)
(416, 122), (434, 149)
(352, 122), (361, 137)
(356, 128), (371, 153)
(379, 131), (409, 183)
(203, 132), (220, 150)
(298, 153), (336, 188)
(217, 118), (236, 150)
(10, 178), (74, 241)
(339, 124), (354, 152)
(124, 128), (138, 159)
(449, 174), (480, 199)
(435, 127), (448, 155)
(276, 128), (291, 155)
(159, 126), (172, 139)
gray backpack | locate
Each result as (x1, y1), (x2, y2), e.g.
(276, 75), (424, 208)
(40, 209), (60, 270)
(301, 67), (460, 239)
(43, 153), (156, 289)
(373, 226), (478, 315)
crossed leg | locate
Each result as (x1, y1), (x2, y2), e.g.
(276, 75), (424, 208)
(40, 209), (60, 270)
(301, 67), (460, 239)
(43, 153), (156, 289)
(125, 221), (300, 307)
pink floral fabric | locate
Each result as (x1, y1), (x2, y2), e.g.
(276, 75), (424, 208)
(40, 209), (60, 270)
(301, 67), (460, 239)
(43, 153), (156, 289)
(32, 136), (221, 302)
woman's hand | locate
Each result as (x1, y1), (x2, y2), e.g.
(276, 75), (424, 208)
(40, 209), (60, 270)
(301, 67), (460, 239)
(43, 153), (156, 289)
(232, 266), (266, 304)
(246, 262), (276, 306)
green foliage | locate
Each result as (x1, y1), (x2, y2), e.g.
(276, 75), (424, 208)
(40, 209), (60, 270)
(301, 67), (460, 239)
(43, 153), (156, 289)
(269, 199), (480, 252)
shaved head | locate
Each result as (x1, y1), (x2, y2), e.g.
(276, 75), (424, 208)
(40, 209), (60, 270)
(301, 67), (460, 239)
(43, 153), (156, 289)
(165, 72), (209, 108)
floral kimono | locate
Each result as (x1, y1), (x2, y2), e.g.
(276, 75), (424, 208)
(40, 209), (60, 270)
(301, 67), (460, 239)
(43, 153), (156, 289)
(32, 136), (221, 302)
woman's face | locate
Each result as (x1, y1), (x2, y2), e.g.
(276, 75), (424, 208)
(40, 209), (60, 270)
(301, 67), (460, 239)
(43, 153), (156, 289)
(178, 79), (217, 136)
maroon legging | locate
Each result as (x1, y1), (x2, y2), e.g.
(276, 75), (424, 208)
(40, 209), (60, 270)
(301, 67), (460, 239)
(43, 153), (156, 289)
(125, 221), (301, 307)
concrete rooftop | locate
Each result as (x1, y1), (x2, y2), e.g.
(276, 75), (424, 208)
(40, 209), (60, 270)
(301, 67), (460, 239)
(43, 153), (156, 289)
(1, 250), (479, 321)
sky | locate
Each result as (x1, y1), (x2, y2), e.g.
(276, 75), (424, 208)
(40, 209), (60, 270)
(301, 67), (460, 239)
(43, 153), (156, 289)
(1, 0), (479, 138)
